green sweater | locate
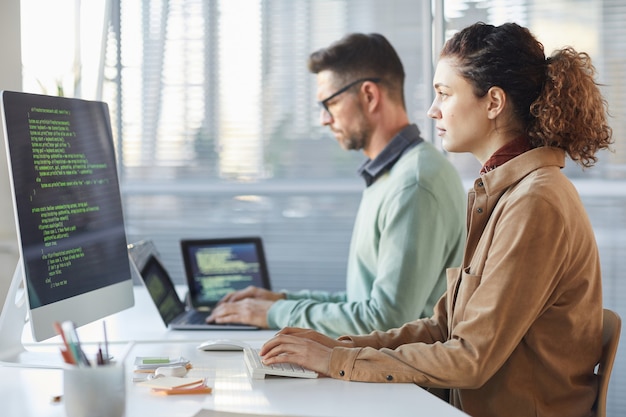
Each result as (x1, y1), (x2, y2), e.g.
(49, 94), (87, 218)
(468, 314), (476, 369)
(267, 140), (466, 338)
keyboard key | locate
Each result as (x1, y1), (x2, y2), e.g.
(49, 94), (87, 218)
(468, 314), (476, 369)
(243, 348), (318, 379)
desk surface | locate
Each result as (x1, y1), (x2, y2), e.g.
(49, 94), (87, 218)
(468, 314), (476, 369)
(1, 287), (468, 417)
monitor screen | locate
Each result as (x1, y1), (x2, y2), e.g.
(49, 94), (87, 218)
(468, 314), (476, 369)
(140, 255), (186, 325)
(180, 237), (271, 309)
(0, 90), (134, 356)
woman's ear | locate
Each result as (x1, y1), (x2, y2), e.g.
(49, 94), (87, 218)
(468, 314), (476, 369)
(486, 86), (506, 120)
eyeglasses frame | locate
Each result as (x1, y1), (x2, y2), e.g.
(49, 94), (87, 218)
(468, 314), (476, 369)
(318, 77), (382, 118)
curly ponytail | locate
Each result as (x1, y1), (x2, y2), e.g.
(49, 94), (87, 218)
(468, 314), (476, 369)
(441, 22), (613, 168)
(529, 48), (613, 167)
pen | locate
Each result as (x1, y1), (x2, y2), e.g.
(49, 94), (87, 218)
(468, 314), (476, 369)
(61, 321), (91, 367)
(65, 339), (83, 366)
(102, 321), (109, 364)
(59, 347), (76, 365)
(97, 344), (105, 366)
(53, 321), (76, 365)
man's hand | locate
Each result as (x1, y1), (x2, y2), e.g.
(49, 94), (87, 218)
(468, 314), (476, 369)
(206, 298), (275, 328)
(218, 285), (286, 304)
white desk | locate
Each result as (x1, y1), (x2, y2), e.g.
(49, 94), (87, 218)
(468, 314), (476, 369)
(0, 287), (468, 417)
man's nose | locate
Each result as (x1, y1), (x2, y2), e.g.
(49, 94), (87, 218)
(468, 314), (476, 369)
(320, 107), (333, 125)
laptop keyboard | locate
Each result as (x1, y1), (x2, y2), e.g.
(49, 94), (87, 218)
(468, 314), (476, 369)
(243, 348), (318, 379)
(179, 310), (210, 324)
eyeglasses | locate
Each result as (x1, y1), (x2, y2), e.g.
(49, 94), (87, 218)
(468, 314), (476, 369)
(318, 77), (381, 118)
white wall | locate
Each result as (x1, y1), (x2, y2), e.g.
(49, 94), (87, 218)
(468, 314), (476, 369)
(0, 0), (22, 285)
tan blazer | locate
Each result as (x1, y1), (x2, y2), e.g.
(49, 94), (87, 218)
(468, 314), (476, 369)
(331, 147), (602, 417)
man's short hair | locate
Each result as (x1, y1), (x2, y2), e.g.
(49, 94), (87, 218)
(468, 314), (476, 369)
(308, 33), (406, 106)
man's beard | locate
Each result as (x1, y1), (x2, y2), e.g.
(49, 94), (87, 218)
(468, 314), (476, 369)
(339, 112), (371, 151)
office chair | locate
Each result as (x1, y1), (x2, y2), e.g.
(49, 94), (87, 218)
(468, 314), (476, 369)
(594, 308), (621, 417)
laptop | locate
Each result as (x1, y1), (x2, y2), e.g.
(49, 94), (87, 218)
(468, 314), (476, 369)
(136, 245), (264, 330)
(180, 237), (272, 316)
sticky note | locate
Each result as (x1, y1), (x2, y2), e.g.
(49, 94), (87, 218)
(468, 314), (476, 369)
(142, 358), (170, 364)
(138, 376), (204, 390)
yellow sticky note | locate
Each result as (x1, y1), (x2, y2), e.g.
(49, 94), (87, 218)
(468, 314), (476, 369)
(138, 376), (204, 390)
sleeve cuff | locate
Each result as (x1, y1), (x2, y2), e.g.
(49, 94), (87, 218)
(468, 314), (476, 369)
(329, 346), (361, 380)
(266, 299), (293, 329)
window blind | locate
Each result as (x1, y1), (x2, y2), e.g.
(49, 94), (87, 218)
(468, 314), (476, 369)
(105, 0), (433, 294)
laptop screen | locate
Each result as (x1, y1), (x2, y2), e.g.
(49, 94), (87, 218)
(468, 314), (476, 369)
(180, 237), (272, 309)
(140, 255), (187, 325)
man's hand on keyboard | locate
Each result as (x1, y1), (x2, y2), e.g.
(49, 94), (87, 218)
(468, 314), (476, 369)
(206, 298), (273, 328)
(259, 327), (355, 377)
(217, 286), (286, 304)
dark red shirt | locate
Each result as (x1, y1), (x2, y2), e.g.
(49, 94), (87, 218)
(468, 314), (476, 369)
(480, 136), (533, 174)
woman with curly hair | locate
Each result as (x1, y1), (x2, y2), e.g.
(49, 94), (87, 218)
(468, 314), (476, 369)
(259, 22), (613, 417)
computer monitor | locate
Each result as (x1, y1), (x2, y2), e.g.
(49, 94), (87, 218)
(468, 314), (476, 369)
(0, 91), (134, 366)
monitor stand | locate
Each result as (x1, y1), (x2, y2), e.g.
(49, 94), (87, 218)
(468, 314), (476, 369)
(0, 262), (64, 368)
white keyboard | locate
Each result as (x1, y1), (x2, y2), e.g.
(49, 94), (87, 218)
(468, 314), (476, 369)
(243, 348), (318, 379)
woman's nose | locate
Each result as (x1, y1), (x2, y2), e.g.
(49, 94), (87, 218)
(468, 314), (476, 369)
(427, 101), (440, 119)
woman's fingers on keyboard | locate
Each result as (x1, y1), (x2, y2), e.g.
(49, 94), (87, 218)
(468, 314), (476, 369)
(260, 334), (332, 376)
(275, 328), (340, 348)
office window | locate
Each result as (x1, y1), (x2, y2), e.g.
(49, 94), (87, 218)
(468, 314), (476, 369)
(98, 0), (434, 292)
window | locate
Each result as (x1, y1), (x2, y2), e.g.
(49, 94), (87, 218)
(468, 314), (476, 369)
(101, 0), (434, 292)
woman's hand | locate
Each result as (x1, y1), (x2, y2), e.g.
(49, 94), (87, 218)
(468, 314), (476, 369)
(259, 327), (355, 376)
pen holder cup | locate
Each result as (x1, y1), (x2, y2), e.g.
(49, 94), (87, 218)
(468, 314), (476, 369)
(63, 364), (126, 417)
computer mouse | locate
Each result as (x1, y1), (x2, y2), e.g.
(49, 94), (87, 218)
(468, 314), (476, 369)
(196, 339), (251, 351)
(154, 365), (188, 378)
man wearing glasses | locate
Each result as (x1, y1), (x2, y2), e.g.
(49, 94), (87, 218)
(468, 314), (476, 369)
(207, 33), (466, 338)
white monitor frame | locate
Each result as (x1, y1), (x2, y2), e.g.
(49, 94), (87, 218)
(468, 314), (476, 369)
(0, 258), (134, 367)
(0, 263), (29, 364)
(0, 91), (135, 367)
